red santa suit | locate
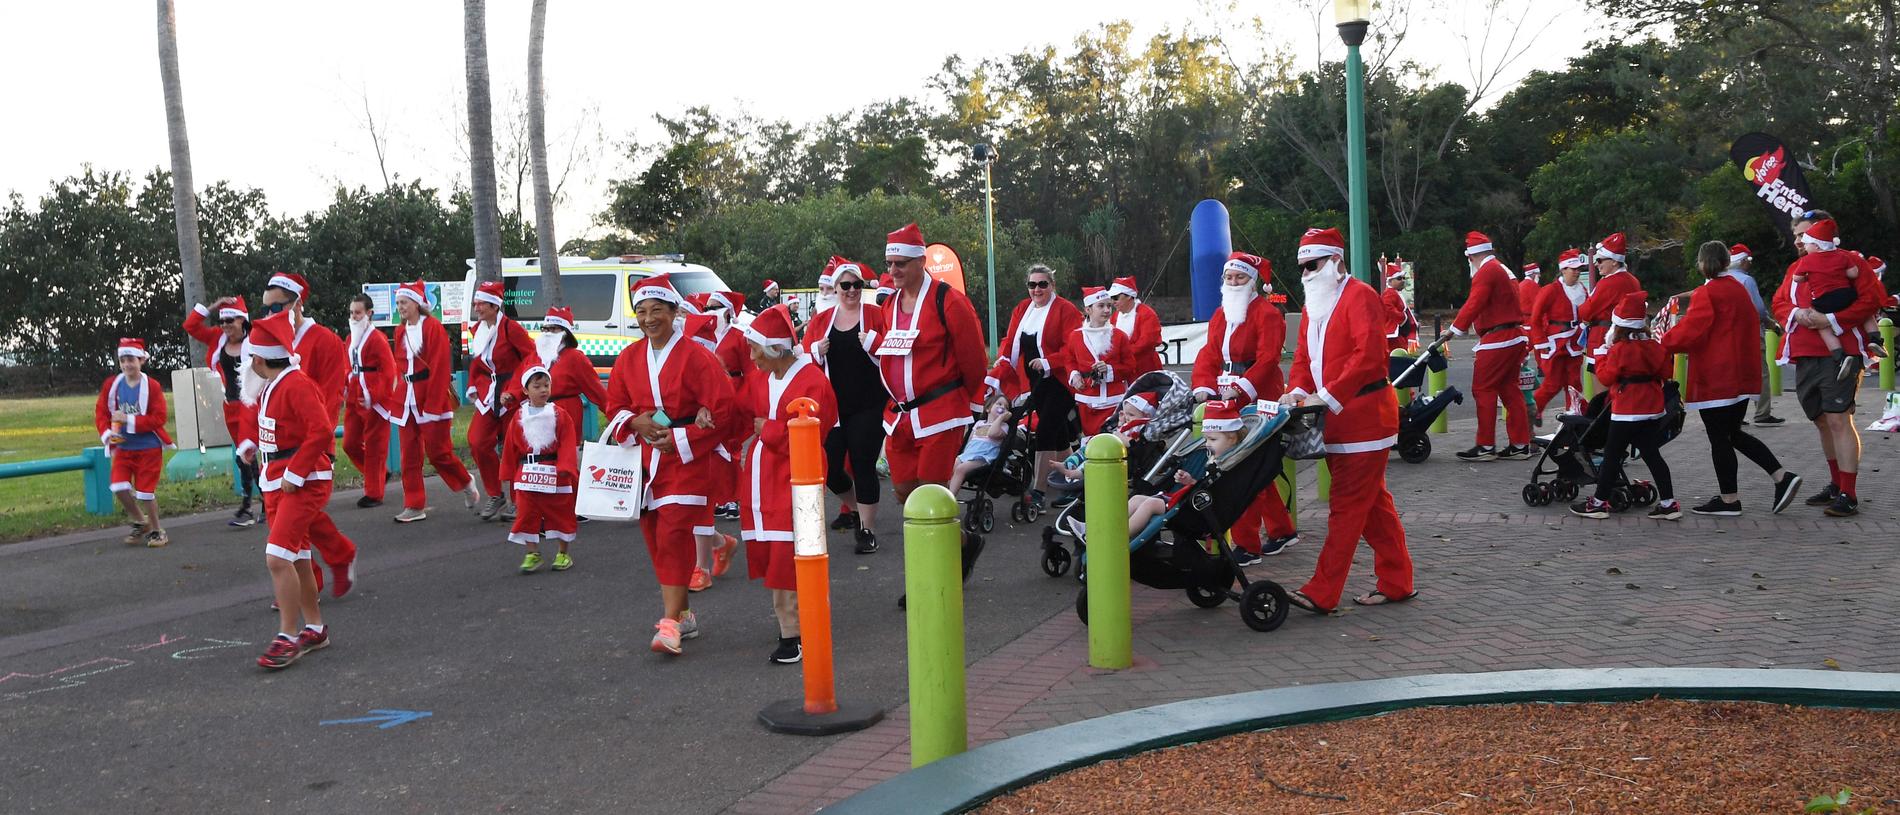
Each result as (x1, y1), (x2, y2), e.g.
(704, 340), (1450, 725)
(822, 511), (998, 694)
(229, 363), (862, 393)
(1061, 288), (1137, 435)
(1450, 233), (1530, 449)
(736, 309), (839, 591)
(247, 313), (357, 572)
(501, 383), (579, 547)
(876, 224), (990, 488)
(465, 281), (540, 499)
(387, 281), (475, 512)
(991, 291), (1083, 399)
(1283, 228), (1411, 611)
(517, 306), (610, 446)
(1517, 265), (1542, 332)
(1771, 242), (1886, 365)
(342, 316), (397, 502)
(604, 274), (738, 587)
(1380, 267), (1416, 352)
(1660, 272), (1762, 410)
(1194, 252), (1295, 550)
(1577, 233), (1642, 367)
(182, 299), (257, 457)
(1530, 249), (1589, 417)
(684, 312), (743, 513)
(1109, 276), (1165, 376)
(96, 340), (175, 502)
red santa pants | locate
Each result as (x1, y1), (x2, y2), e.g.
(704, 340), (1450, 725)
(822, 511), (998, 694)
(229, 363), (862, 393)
(1472, 344), (1531, 447)
(398, 419), (472, 510)
(468, 409), (507, 497)
(109, 448), (162, 501)
(342, 404), (389, 501)
(639, 503), (699, 586)
(1230, 483), (1296, 554)
(1534, 353), (1584, 417)
(1298, 450), (1411, 610)
(509, 489), (576, 544)
(261, 480), (356, 568)
(886, 421), (961, 488)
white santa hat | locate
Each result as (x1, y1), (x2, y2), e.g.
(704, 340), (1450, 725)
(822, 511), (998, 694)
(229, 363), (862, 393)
(1123, 393), (1154, 416)
(1202, 399), (1244, 433)
(1558, 248), (1587, 270)
(394, 279), (430, 309)
(1463, 231), (1494, 257)
(631, 273), (682, 307)
(541, 305), (576, 332)
(518, 365), (551, 388)
(1223, 252), (1267, 279)
(1595, 232), (1628, 263)
(473, 280), (505, 308)
(1611, 291), (1649, 330)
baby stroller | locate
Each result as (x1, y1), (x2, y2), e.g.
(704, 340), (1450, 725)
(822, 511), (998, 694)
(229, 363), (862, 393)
(1522, 380), (1685, 508)
(1072, 403), (1326, 634)
(1389, 333), (1464, 464)
(1039, 370), (1198, 579)
(959, 396), (1041, 534)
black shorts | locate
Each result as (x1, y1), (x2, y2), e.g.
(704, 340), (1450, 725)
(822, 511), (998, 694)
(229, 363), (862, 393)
(1027, 377), (1078, 452)
(1794, 355), (1860, 420)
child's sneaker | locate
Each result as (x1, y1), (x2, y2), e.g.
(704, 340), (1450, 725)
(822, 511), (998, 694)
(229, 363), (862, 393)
(257, 635), (302, 670)
(711, 534), (739, 577)
(1456, 445), (1497, 462)
(650, 618), (683, 655)
(1260, 535), (1299, 556)
(770, 636), (802, 664)
(295, 626), (330, 653)
(144, 530), (169, 548)
(229, 509), (257, 527)
(687, 567), (711, 592)
(551, 552), (573, 571)
(1229, 547), (1264, 567)
(123, 524), (147, 546)
(1647, 500), (1682, 521)
(519, 552), (544, 574)
(678, 610), (701, 640)
(1569, 497), (1611, 519)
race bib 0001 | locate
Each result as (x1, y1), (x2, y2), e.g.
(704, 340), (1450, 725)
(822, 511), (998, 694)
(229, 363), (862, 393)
(878, 329), (919, 357)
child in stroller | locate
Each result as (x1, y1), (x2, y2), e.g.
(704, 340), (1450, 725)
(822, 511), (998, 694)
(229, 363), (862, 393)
(1041, 371), (1198, 575)
(957, 393), (1043, 534)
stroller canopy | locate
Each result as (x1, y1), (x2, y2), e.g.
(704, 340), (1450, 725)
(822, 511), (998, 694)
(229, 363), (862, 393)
(1126, 370), (1195, 442)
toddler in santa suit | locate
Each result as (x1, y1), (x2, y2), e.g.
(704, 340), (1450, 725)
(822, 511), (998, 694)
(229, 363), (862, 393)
(503, 366), (579, 573)
(1570, 292), (1680, 521)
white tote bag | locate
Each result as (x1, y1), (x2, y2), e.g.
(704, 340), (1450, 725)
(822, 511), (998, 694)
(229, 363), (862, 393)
(576, 415), (643, 521)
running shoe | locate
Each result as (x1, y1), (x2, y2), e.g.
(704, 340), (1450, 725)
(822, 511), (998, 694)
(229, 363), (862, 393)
(1569, 497), (1611, 519)
(1754, 414), (1786, 426)
(715, 502), (740, 520)
(854, 528), (879, 555)
(829, 510), (859, 531)
(355, 496), (383, 509)
(520, 552), (544, 574)
(688, 567), (711, 592)
(501, 501), (516, 521)
(480, 495), (506, 521)
(257, 635), (302, 670)
(770, 637), (803, 664)
(1824, 493), (1860, 518)
(1647, 500), (1682, 521)
(551, 552), (573, 571)
(123, 524), (146, 546)
(463, 483), (482, 511)
(295, 626), (330, 653)
(1771, 473), (1803, 515)
(331, 560), (356, 598)
(229, 509), (258, 527)
(1229, 547), (1263, 567)
(1691, 497), (1741, 517)
(1260, 534), (1299, 556)
(678, 610), (701, 640)
(711, 534), (739, 577)
(1805, 483), (1841, 507)
(1456, 445), (1497, 462)
(650, 618), (682, 655)
(394, 508), (428, 523)
(1497, 445), (1534, 461)
(144, 530), (169, 548)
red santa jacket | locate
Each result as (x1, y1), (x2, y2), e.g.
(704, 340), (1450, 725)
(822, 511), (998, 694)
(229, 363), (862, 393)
(253, 366), (335, 491)
(1659, 274), (1763, 410)
(875, 275), (990, 439)
(465, 316), (536, 415)
(1287, 278), (1398, 453)
(1451, 258), (1525, 351)
(1770, 249), (1885, 361)
(712, 324), (757, 381)
(1380, 287), (1415, 350)
(95, 373), (175, 450)
(1517, 278), (1541, 329)
(1578, 270), (1641, 360)
(1596, 335), (1669, 421)
(1529, 281), (1585, 359)
(734, 357), (838, 543)
(291, 318), (348, 424)
(1058, 324), (1136, 410)
(604, 332), (737, 510)
(1111, 301), (1164, 377)
(515, 345), (610, 444)
(801, 302), (885, 377)
(346, 324), (398, 416)
(995, 296), (1083, 395)
(1191, 295), (1284, 401)
(389, 315), (459, 425)
(500, 401), (579, 491)
(183, 304), (243, 396)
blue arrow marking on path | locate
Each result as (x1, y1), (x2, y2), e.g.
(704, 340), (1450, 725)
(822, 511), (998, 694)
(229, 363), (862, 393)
(319, 709), (432, 729)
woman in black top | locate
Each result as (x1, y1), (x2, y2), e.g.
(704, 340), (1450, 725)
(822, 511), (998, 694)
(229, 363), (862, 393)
(801, 261), (888, 555)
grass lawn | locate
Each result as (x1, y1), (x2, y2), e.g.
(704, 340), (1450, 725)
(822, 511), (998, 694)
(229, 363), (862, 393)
(0, 394), (477, 544)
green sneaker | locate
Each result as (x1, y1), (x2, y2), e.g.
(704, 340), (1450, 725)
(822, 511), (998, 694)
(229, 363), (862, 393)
(551, 552), (573, 571)
(519, 552), (544, 574)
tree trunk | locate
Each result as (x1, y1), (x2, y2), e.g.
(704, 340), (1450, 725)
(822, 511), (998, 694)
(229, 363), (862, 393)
(156, 0), (206, 360)
(465, 0), (503, 285)
(527, 0), (565, 306)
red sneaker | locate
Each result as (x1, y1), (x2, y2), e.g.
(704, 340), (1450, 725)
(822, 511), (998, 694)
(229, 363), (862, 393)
(330, 560), (356, 599)
(296, 627), (330, 652)
(711, 534), (739, 577)
(687, 567), (712, 593)
(257, 635), (302, 670)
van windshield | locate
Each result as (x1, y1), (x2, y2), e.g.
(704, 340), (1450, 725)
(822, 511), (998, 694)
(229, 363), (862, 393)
(501, 273), (616, 322)
(651, 270), (727, 297)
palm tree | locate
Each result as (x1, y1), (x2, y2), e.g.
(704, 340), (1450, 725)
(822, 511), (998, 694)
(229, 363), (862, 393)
(464, 0), (503, 284)
(156, 0), (207, 356)
(527, 0), (564, 306)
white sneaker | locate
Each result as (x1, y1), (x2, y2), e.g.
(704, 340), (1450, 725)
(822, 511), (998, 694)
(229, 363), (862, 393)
(650, 618), (683, 655)
(394, 508), (428, 523)
(678, 610), (701, 640)
(464, 484), (482, 510)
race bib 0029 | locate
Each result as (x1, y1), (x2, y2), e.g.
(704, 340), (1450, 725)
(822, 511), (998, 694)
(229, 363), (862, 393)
(516, 462), (561, 494)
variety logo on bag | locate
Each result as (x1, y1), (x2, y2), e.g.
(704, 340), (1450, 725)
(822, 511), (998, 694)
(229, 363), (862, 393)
(590, 465), (638, 490)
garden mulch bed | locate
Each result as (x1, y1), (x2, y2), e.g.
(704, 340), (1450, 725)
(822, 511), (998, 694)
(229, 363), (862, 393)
(978, 699), (1899, 814)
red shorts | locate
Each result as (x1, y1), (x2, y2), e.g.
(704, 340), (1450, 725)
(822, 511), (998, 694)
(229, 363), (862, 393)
(639, 504), (699, 586)
(509, 489), (577, 544)
(747, 538), (797, 591)
(884, 423), (962, 487)
(261, 479), (335, 562)
(110, 447), (162, 501)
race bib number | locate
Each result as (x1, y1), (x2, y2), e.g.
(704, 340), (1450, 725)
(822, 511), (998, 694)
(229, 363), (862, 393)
(257, 415), (277, 448)
(878, 329), (919, 357)
(516, 462), (561, 494)
(1216, 374), (1241, 391)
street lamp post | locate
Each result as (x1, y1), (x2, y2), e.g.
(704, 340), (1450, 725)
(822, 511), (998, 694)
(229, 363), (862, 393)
(974, 144), (1000, 354)
(1336, 0), (1374, 285)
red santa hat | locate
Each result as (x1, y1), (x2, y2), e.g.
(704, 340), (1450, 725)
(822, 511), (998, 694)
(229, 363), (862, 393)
(394, 279), (430, 309)
(1463, 231), (1494, 256)
(1202, 399), (1244, 433)
(876, 274), (897, 298)
(708, 290), (745, 313)
(542, 305), (576, 332)
(1870, 256), (1887, 276)
(1799, 218), (1839, 252)
(1521, 262), (1541, 280)
(1109, 276), (1139, 299)
(1298, 228), (1347, 262)
(217, 297), (249, 321)
(1123, 392), (1154, 416)
(1557, 248), (1586, 270)
(886, 223), (927, 259)
(1081, 286), (1112, 308)
(1595, 232), (1627, 263)
(267, 272), (310, 300)
(1223, 252), (1267, 280)
(1611, 291), (1649, 330)
(517, 364), (551, 388)
(631, 273), (681, 307)
(831, 257), (869, 284)
(817, 257), (840, 288)
(1728, 243), (1751, 265)
(473, 279), (505, 308)
(116, 337), (149, 359)
(762, 278), (780, 294)
(1384, 262), (1406, 281)
(743, 304), (798, 351)
(682, 312), (720, 351)
(247, 312), (297, 360)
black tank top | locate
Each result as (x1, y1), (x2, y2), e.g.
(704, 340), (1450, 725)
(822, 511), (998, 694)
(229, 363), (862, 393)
(827, 321), (883, 415)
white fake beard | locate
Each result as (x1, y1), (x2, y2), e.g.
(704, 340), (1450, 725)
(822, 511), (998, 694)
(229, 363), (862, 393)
(1562, 279), (1587, 307)
(469, 319), (497, 361)
(536, 331), (566, 367)
(1080, 324), (1113, 358)
(693, 336), (718, 353)
(1220, 283), (1254, 324)
(403, 320), (424, 356)
(238, 343), (267, 406)
(519, 403), (558, 453)
(1302, 263), (1347, 321)
(1468, 259), (1482, 279)
(348, 316), (371, 345)
(816, 293), (839, 313)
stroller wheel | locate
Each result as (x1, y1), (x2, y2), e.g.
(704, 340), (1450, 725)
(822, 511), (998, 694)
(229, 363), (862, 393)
(1555, 480), (1577, 501)
(980, 505), (996, 534)
(1186, 584), (1227, 609)
(1041, 546), (1072, 578)
(1398, 433), (1431, 464)
(1023, 502), (1041, 523)
(1238, 581), (1291, 632)
(1609, 488), (1633, 513)
(1010, 503), (1026, 523)
(1521, 483), (1543, 507)
(1634, 482), (1656, 506)
(1074, 586), (1089, 625)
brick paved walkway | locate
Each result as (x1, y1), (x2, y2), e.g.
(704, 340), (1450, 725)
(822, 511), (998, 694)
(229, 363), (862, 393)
(731, 405), (1900, 814)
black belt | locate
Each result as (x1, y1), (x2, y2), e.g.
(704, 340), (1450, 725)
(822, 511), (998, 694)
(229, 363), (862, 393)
(1222, 361), (1253, 374)
(1358, 379), (1391, 396)
(497, 370), (514, 384)
(1477, 322), (1518, 336)
(520, 453), (553, 464)
(405, 369), (430, 382)
(1587, 320), (1612, 328)
(353, 366), (380, 373)
(893, 379), (964, 413)
(261, 445), (299, 464)
(1546, 321), (1576, 328)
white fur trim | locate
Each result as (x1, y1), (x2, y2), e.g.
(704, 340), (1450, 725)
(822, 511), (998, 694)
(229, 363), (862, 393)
(1298, 244), (1345, 261)
(1594, 247), (1625, 262)
(886, 243), (926, 258)
(743, 325), (794, 350)
(1221, 258), (1260, 279)
(248, 342), (291, 360)
(1560, 255), (1588, 270)
(1612, 315), (1647, 329)
(1799, 233), (1838, 252)
(265, 543), (312, 562)
(1082, 289), (1112, 308)
(1465, 242), (1494, 256)
(542, 313), (575, 330)
(267, 274), (304, 296)
(1314, 387), (1343, 414)
(395, 287), (428, 307)
(1202, 417), (1243, 432)
(1109, 281), (1138, 298)
(116, 345), (148, 359)
(632, 284), (679, 306)
(473, 289), (503, 307)
(1324, 435), (1396, 454)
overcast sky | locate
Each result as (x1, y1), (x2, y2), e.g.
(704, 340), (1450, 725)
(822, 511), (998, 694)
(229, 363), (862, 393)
(0, 1), (1596, 239)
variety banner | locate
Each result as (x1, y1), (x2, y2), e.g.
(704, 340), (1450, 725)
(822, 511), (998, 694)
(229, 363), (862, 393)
(1730, 132), (1813, 241)
(924, 243), (966, 293)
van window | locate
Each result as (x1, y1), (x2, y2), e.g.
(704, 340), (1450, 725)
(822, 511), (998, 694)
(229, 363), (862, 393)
(503, 273), (617, 322)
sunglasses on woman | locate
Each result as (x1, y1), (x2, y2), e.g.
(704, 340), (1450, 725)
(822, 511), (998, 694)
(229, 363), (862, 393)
(1026, 280), (1051, 289)
(836, 280), (865, 291)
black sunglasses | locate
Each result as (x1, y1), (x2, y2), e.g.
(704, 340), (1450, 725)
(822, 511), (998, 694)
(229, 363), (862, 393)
(220, 317), (244, 326)
(1298, 259), (1324, 272)
(1026, 280), (1051, 289)
(836, 280), (865, 291)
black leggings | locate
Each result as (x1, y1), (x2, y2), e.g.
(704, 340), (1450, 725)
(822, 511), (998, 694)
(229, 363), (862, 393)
(1699, 401), (1782, 495)
(1597, 418), (1673, 502)
(826, 408), (885, 506)
(236, 454), (258, 502)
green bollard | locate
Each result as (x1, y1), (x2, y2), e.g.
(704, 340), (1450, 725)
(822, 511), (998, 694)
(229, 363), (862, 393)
(1316, 459), (1331, 502)
(1674, 354), (1689, 391)
(1428, 367), (1449, 434)
(902, 484), (966, 767)
(1881, 318), (1896, 392)
(1764, 329), (1782, 396)
(1083, 434), (1131, 670)
(1583, 365), (1598, 401)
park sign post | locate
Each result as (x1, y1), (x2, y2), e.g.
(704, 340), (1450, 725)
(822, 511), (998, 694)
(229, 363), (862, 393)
(1731, 132), (1812, 241)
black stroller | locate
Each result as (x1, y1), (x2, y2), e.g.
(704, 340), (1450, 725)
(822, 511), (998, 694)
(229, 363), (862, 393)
(1389, 333), (1463, 464)
(958, 396), (1041, 534)
(1522, 381), (1685, 508)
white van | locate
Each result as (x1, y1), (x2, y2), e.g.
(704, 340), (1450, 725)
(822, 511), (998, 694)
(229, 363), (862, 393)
(460, 254), (733, 369)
